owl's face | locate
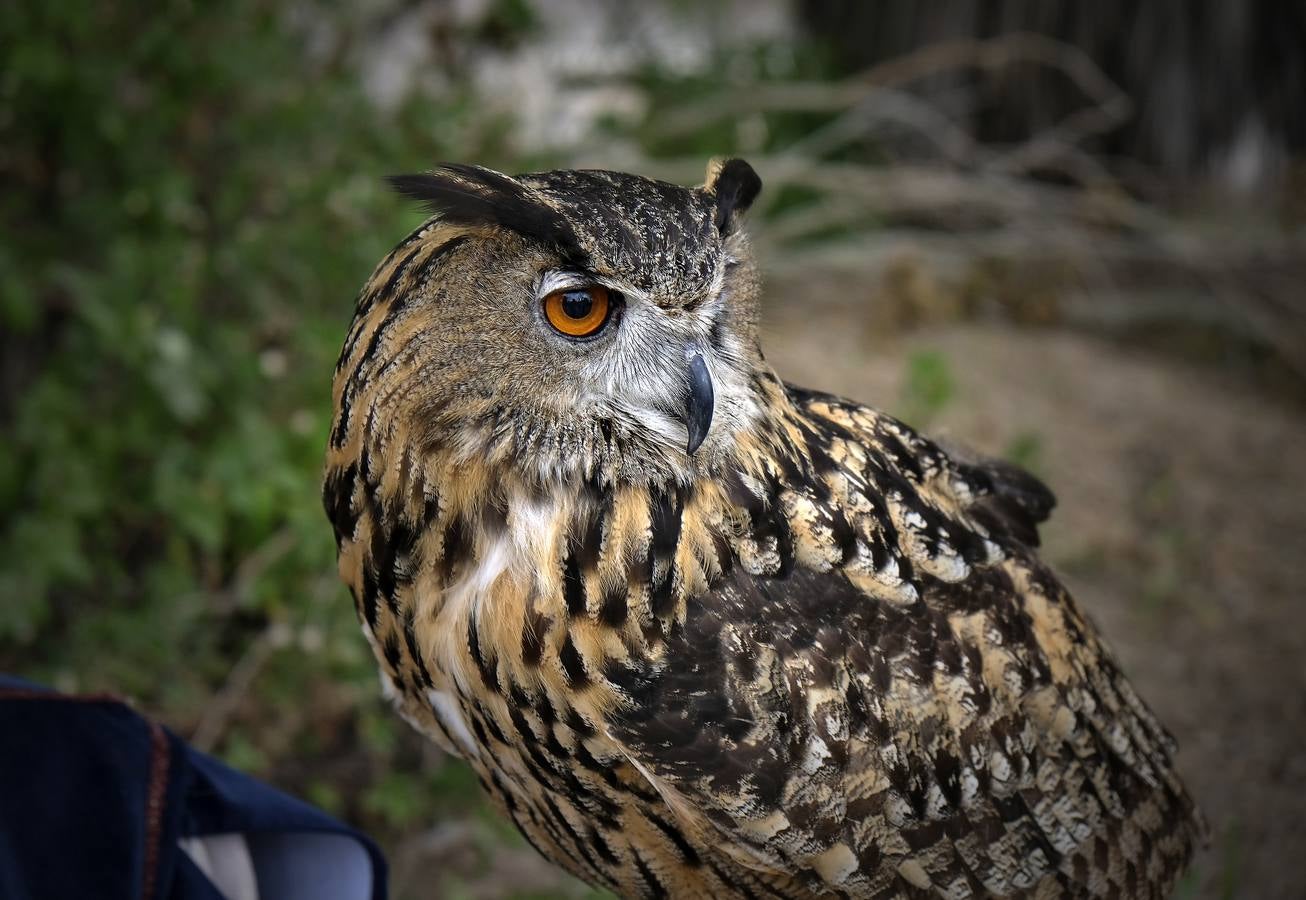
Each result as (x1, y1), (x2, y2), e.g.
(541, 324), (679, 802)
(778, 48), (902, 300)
(350, 160), (766, 487)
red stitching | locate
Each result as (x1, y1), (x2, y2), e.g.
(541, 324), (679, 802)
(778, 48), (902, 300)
(141, 721), (170, 900)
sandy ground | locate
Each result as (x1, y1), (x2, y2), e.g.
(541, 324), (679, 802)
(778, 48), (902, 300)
(762, 313), (1306, 900)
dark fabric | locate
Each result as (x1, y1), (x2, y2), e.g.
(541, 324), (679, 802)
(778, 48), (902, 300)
(0, 676), (387, 900)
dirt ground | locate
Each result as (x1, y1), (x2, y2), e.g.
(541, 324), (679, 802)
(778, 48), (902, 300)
(761, 311), (1306, 900)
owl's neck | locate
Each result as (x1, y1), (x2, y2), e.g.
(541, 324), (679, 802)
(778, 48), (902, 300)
(323, 365), (817, 685)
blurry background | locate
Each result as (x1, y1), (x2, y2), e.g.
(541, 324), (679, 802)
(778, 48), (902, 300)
(2, 2), (1304, 897)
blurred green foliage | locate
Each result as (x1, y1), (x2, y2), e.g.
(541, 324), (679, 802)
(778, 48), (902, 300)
(1003, 431), (1044, 475)
(897, 349), (956, 428)
(0, 0), (526, 865)
(630, 42), (839, 160)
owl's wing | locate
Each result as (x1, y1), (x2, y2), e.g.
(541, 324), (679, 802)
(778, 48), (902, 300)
(603, 388), (1202, 898)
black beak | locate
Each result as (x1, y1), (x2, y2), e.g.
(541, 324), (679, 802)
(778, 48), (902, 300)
(683, 353), (714, 455)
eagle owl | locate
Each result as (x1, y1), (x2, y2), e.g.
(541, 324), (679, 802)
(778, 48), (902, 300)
(323, 160), (1204, 898)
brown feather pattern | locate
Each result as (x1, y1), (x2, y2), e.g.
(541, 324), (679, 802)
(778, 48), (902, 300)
(323, 162), (1204, 898)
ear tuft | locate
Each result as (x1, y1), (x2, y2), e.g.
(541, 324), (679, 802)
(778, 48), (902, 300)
(705, 158), (762, 234)
(386, 164), (584, 262)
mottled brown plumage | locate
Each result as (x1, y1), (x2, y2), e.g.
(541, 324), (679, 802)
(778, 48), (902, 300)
(323, 160), (1204, 898)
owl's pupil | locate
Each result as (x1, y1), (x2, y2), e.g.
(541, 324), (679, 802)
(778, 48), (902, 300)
(561, 290), (593, 319)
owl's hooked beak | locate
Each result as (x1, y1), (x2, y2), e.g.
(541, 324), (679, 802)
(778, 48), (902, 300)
(682, 353), (715, 455)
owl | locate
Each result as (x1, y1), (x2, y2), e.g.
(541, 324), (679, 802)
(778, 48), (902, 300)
(323, 159), (1204, 898)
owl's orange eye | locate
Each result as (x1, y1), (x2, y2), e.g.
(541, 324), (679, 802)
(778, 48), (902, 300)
(542, 285), (612, 338)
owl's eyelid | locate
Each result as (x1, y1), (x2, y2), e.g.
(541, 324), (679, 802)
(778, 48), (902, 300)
(534, 269), (644, 305)
(534, 270), (590, 299)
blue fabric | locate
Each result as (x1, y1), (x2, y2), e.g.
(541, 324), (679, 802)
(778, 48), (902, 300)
(0, 676), (387, 900)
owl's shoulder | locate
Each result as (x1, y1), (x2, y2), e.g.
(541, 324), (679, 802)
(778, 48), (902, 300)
(717, 380), (1056, 606)
(785, 381), (1056, 553)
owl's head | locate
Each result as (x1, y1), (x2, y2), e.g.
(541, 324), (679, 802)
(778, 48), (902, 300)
(329, 159), (769, 489)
